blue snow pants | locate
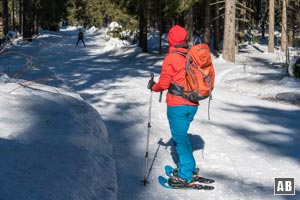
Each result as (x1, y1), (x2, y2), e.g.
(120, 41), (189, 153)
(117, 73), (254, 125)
(167, 105), (198, 182)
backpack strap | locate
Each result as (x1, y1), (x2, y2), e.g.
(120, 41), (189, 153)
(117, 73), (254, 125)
(168, 82), (184, 97)
(174, 43), (189, 49)
(168, 50), (190, 76)
(169, 50), (187, 57)
(167, 48), (189, 97)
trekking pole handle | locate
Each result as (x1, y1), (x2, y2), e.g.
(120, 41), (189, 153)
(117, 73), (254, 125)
(150, 73), (154, 81)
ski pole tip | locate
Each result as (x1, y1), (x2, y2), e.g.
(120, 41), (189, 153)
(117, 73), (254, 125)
(141, 179), (150, 186)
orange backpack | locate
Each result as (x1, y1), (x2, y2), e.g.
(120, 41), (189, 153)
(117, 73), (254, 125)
(169, 43), (215, 102)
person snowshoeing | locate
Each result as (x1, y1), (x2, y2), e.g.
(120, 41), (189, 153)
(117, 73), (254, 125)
(147, 25), (199, 187)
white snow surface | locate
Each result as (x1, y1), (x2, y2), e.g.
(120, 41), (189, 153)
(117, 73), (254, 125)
(0, 27), (299, 200)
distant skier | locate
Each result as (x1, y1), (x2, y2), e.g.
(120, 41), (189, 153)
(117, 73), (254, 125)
(147, 25), (199, 188)
(76, 29), (86, 47)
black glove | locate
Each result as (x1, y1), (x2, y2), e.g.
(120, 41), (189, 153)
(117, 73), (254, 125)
(147, 79), (156, 91)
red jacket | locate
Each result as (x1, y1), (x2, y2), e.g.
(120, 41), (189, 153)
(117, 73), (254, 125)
(152, 46), (199, 106)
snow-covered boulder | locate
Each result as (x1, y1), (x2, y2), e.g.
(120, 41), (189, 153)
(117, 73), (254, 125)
(0, 79), (117, 200)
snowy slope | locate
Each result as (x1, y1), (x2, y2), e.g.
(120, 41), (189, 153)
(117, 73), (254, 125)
(0, 29), (117, 200)
(1, 26), (299, 200)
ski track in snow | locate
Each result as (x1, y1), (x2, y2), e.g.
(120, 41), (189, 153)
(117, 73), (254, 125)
(2, 28), (300, 200)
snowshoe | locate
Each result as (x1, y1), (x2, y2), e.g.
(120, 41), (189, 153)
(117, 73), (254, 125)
(172, 167), (199, 181)
(168, 175), (194, 188)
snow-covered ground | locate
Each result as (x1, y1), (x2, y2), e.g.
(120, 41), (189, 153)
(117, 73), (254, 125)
(0, 26), (299, 200)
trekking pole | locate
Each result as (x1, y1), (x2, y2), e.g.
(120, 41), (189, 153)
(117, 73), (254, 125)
(142, 73), (154, 186)
(159, 91), (163, 102)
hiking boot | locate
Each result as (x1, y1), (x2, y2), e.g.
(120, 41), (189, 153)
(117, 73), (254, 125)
(168, 175), (193, 188)
(172, 167), (199, 180)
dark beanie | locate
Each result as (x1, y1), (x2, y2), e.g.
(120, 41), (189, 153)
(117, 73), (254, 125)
(167, 25), (187, 46)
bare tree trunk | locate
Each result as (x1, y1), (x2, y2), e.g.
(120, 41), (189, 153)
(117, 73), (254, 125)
(158, 0), (162, 54)
(281, 0), (287, 52)
(288, 0), (295, 46)
(23, 0), (32, 41)
(32, 4), (36, 35)
(203, 0), (211, 45)
(238, 0), (246, 44)
(3, 0), (8, 35)
(193, 2), (202, 35)
(12, 0), (16, 31)
(268, 0), (275, 53)
(0, 0), (8, 37)
(184, 5), (193, 46)
(213, 0), (220, 51)
(223, 0), (236, 62)
(261, 0), (267, 39)
(139, 0), (148, 52)
(11, 0), (16, 31)
(0, 2), (3, 38)
(19, 0), (23, 35)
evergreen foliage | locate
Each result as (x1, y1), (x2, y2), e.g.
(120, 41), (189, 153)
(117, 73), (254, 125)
(293, 57), (300, 78)
(0, 0), (300, 55)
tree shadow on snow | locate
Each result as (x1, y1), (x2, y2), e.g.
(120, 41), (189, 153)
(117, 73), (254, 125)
(205, 170), (300, 200)
(219, 102), (300, 162)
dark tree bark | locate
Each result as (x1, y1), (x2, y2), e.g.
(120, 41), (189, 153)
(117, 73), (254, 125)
(23, 0), (32, 41)
(0, 0), (9, 37)
(213, 0), (220, 51)
(238, 0), (246, 44)
(139, 0), (148, 52)
(203, 0), (211, 45)
(3, 0), (8, 35)
(19, 0), (23, 35)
